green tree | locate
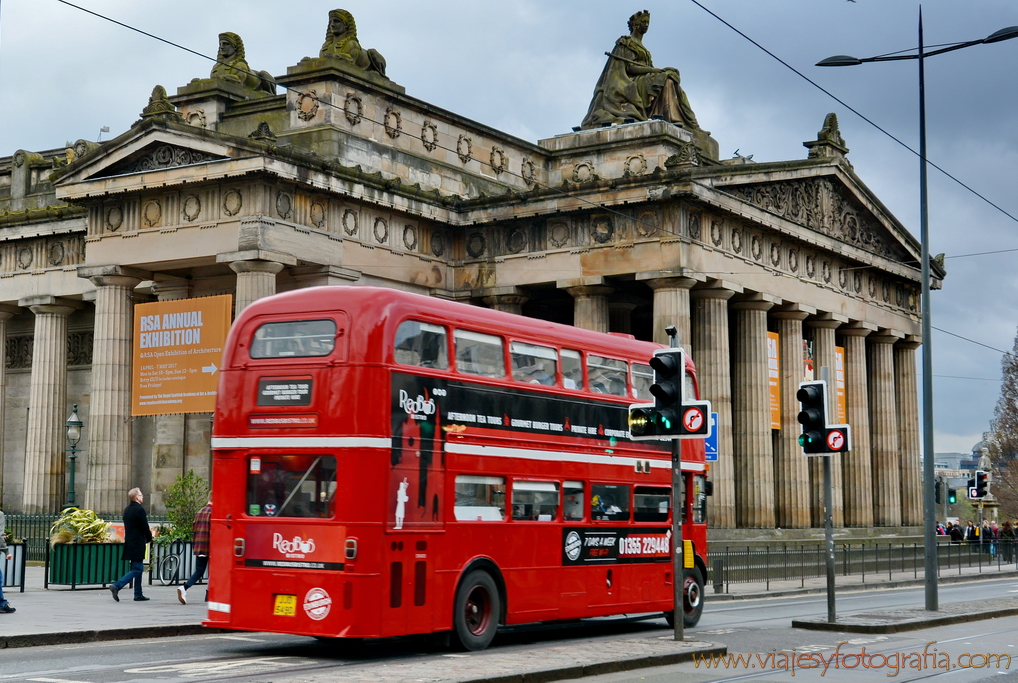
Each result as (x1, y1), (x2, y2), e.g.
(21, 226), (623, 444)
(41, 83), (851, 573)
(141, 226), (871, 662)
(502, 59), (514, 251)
(985, 329), (1018, 518)
(163, 470), (210, 541)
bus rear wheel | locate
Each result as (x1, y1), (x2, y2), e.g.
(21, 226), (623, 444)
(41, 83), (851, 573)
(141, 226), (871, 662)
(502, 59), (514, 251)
(664, 567), (705, 628)
(452, 570), (500, 651)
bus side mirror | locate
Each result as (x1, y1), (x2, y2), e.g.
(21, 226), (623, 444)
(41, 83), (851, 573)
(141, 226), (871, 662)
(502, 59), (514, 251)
(704, 481), (714, 496)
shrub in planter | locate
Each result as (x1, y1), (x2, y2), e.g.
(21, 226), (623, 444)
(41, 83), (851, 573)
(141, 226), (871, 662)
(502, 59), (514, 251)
(50, 507), (113, 545)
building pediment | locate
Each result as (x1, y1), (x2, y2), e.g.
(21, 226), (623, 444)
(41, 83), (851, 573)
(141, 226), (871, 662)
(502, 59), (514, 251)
(90, 141), (228, 179)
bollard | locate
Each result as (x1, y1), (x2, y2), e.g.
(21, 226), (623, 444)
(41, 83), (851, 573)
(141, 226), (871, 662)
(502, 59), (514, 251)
(713, 558), (724, 593)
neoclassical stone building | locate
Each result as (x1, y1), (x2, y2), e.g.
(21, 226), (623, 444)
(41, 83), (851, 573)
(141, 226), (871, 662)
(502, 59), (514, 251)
(0, 11), (936, 527)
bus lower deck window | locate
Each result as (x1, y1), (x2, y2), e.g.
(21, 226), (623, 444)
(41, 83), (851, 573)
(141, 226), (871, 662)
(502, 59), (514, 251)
(454, 475), (506, 521)
(563, 481), (584, 521)
(247, 455), (337, 518)
(511, 481), (559, 521)
(591, 484), (630, 521)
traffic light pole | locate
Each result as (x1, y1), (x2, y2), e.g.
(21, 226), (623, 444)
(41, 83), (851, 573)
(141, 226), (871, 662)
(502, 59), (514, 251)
(668, 330), (684, 642)
(820, 366), (836, 624)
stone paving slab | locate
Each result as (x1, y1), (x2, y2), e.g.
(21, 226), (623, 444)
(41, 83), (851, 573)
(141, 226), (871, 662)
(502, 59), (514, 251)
(792, 596), (1018, 634)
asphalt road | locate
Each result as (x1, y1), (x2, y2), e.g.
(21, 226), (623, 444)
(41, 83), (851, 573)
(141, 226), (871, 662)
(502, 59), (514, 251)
(1, 576), (1017, 683)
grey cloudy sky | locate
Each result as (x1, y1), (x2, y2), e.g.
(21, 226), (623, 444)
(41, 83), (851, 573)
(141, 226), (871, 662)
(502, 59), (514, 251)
(2, 0), (1017, 454)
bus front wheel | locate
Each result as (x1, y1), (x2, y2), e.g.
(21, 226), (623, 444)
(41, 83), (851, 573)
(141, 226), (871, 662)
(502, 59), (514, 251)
(452, 570), (500, 651)
(664, 567), (705, 628)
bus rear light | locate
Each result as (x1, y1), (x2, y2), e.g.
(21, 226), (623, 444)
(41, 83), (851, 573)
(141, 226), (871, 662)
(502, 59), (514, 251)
(345, 538), (358, 561)
(234, 538), (246, 557)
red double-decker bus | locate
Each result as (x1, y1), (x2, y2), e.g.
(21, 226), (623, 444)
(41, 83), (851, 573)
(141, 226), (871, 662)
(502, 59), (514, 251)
(205, 286), (710, 649)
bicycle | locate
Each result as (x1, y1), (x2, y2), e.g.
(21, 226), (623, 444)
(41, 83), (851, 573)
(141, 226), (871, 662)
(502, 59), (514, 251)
(156, 540), (185, 586)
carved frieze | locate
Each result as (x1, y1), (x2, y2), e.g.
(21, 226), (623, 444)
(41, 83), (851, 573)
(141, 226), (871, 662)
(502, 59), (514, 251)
(457, 136), (472, 164)
(344, 93), (362, 125)
(5, 331), (93, 369)
(421, 120), (438, 152)
(726, 177), (905, 260)
(373, 217), (388, 243)
(310, 201), (327, 229)
(342, 209), (358, 236)
(489, 147), (508, 175)
(403, 224), (417, 250)
(430, 231), (445, 257)
(384, 107), (402, 139)
(101, 144), (223, 176)
(223, 190), (243, 217)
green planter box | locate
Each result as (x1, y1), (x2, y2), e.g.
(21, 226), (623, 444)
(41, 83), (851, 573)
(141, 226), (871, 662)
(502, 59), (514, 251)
(47, 542), (128, 588)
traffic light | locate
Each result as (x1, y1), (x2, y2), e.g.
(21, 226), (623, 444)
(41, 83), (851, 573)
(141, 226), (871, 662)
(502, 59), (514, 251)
(796, 380), (852, 454)
(629, 348), (712, 440)
(967, 477), (977, 499)
(948, 488), (957, 505)
(974, 470), (988, 498)
(934, 478), (942, 504)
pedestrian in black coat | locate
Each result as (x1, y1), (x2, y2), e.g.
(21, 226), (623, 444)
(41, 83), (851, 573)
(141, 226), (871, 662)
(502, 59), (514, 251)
(109, 488), (153, 602)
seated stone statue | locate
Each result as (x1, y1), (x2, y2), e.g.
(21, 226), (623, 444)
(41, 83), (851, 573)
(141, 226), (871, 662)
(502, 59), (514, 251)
(211, 32), (276, 96)
(319, 9), (387, 77)
(581, 10), (702, 131)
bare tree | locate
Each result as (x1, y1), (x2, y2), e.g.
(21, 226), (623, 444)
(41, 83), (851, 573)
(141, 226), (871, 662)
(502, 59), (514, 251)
(986, 329), (1018, 519)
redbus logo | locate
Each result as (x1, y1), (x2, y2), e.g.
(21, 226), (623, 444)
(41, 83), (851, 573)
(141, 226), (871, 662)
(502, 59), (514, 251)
(399, 389), (436, 418)
(273, 533), (316, 557)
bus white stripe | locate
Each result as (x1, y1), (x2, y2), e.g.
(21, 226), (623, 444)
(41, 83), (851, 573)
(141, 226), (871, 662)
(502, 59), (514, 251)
(211, 436), (706, 471)
(211, 437), (390, 449)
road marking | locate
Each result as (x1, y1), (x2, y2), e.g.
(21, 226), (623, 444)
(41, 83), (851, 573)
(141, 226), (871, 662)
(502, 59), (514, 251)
(124, 656), (310, 677)
(209, 635), (266, 642)
(27, 679), (92, 683)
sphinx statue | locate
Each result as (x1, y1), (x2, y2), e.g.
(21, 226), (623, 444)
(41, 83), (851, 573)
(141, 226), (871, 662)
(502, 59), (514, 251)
(581, 10), (702, 131)
(319, 9), (387, 77)
(211, 32), (277, 96)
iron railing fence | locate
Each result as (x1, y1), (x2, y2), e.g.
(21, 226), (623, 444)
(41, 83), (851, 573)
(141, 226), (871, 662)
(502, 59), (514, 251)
(148, 540), (207, 586)
(707, 539), (1018, 592)
(1, 538), (28, 592)
(6, 513), (170, 562)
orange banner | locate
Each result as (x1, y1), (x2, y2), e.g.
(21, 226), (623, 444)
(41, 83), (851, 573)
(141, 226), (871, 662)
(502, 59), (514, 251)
(767, 331), (780, 429)
(835, 346), (847, 423)
(132, 295), (233, 416)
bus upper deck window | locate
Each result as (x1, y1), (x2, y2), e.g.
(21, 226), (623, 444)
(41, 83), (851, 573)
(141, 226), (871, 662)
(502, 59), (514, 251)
(250, 319), (336, 359)
(453, 330), (505, 378)
(587, 355), (627, 396)
(454, 475), (506, 521)
(246, 454), (337, 518)
(561, 349), (582, 390)
(632, 362), (653, 399)
(395, 320), (448, 369)
(510, 342), (557, 386)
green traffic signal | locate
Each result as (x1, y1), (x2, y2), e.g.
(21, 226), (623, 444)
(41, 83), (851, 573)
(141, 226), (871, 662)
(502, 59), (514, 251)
(947, 488), (957, 504)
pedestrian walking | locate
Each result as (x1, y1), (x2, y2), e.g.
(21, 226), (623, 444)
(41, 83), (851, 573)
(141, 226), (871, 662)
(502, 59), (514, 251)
(177, 499), (211, 605)
(949, 522), (964, 544)
(0, 506), (15, 613)
(109, 488), (153, 602)
(1004, 521), (1018, 563)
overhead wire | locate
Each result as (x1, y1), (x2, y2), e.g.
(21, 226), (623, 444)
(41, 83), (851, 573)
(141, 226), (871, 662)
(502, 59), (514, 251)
(53, 0), (1008, 357)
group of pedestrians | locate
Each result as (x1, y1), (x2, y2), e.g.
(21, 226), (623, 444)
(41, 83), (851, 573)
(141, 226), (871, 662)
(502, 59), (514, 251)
(940, 519), (1018, 560)
(0, 505), (15, 613)
(108, 488), (212, 603)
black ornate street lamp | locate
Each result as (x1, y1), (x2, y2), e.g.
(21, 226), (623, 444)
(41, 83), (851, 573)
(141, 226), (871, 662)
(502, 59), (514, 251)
(819, 13), (1018, 612)
(65, 404), (83, 508)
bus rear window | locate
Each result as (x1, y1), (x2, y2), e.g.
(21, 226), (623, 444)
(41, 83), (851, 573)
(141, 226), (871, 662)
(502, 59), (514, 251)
(251, 319), (336, 358)
(395, 320), (448, 369)
(247, 455), (337, 518)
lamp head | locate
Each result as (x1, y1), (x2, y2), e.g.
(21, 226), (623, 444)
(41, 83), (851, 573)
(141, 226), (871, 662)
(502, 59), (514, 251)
(984, 26), (1018, 44)
(817, 55), (863, 67)
(66, 404), (83, 446)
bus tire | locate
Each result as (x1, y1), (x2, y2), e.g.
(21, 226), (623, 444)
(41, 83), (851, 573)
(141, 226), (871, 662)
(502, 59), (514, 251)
(682, 567), (705, 627)
(663, 567), (705, 628)
(452, 570), (500, 651)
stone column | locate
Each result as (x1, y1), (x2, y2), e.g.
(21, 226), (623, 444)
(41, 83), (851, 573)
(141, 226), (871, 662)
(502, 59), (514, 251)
(641, 273), (704, 348)
(231, 261), (285, 313)
(149, 279), (190, 513)
(806, 314), (847, 527)
(772, 305), (815, 528)
(840, 323), (876, 527)
(80, 269), (145, 514)
(559, 279), (612, 333)
(869, 329), (904, 527)
(608, 301), (638, 335)
(481, 287), (528, 316)
(691, 282), (740, 529)
(19, 296), (77, 513)
(730, 293), (778, 528)
(895, 338), (923, 526)
(0, 305), (22, 503)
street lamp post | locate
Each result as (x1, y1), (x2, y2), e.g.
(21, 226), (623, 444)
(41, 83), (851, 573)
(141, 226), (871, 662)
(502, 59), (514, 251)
(819, 13), (1018, 612)
(65, 404), (83, 508)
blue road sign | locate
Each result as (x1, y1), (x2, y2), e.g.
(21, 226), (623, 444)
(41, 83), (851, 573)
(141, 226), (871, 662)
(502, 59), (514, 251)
(705, 412), (719, 461)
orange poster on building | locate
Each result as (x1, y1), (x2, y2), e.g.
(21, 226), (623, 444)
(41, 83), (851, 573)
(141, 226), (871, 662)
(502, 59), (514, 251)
(835, 346), (847, 423)
(131, 294), (233, 416)
(767, 331), (780, 429)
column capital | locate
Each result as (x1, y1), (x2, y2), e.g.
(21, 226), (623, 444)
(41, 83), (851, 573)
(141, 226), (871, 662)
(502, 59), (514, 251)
(691, 286), (737, 302)
(151, 277), (191, 301)
(562, 284), (613, 299)
(77, 264), (151, 282)
(0, 303), (23, 320)
(637, 269), (706, 289)
(229, 260), (286, 276)
(730, 291), (779, 311)
(18, 296), (81, 317)
(772, 302), (816, 321)
(216, 249), (298, 267)
(896, 334), (922, 351)
(870, 328), (906, 345)
(556, 276), (606, 290)
(839, 321), (878, 337)
(474, 285), (527, 299)
(806, 311), (849, 330)
(643, 276), (702, 291)
(290, 265), (362, 286)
